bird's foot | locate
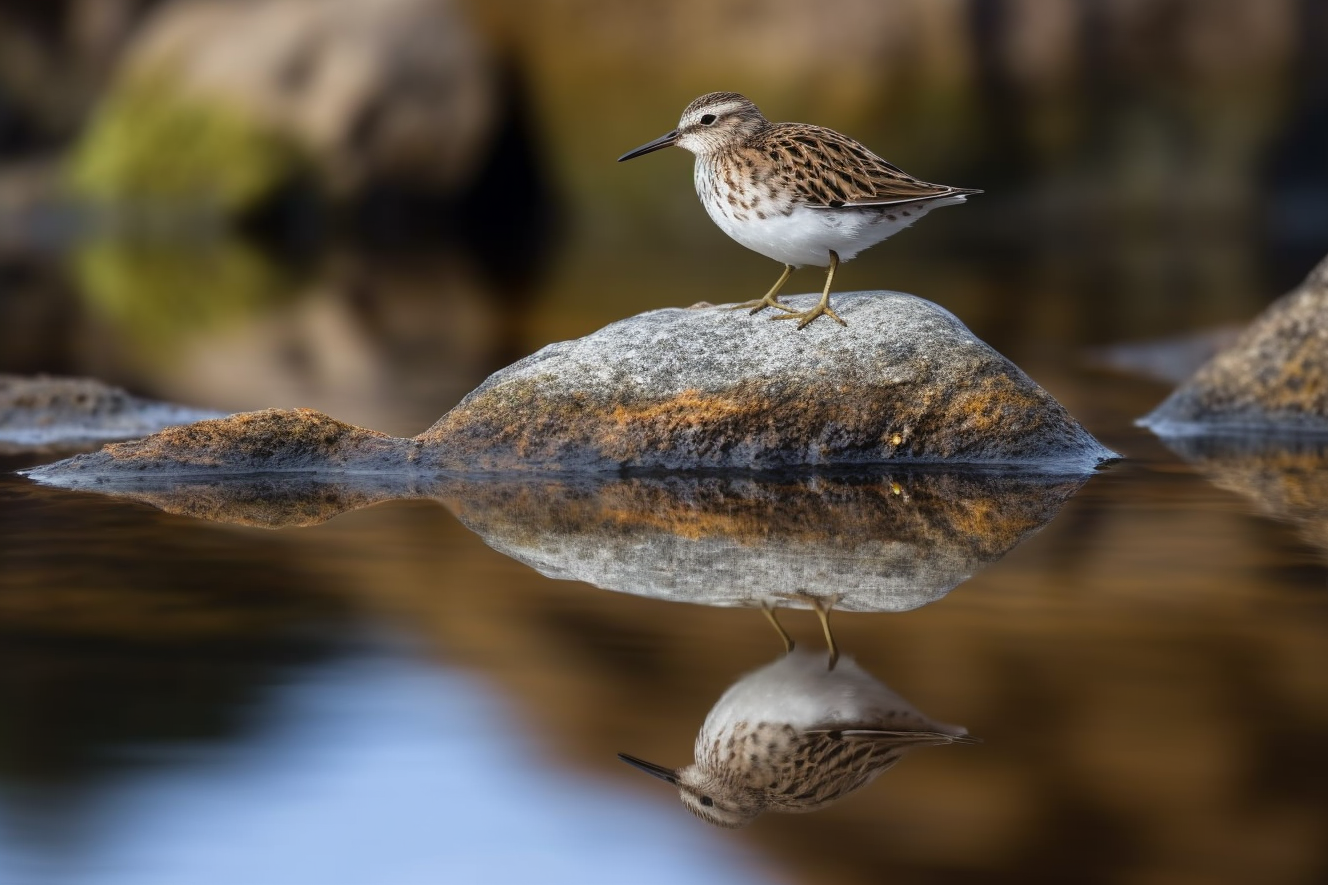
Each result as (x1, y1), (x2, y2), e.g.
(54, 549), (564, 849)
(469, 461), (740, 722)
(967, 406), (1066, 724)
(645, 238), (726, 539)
(771, 302), (847, 330)
(727, 296), (797, 315)
(760, 604), (796, 655)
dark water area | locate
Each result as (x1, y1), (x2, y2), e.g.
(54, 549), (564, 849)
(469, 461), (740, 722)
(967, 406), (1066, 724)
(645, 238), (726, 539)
(2, 2), (1328, 881)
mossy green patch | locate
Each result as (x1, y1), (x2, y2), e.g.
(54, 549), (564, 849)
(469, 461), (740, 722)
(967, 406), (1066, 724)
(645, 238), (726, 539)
(67, 72), (308, 214)
(73, 236), (293, 355)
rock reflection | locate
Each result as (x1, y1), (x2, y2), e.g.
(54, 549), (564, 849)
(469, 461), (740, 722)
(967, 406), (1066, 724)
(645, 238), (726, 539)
(46, 470), (1090, 611)
(439, 471), (1087, 612)
(619, 640), (975, 828)
(1159, 435), (1328, 556)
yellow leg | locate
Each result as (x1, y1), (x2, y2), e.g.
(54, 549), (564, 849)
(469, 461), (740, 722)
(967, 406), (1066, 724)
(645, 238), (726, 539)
(727, 264), (797, 314)
(812, 597), (840, 671)
(773, 250), (847, 329)
(761, 605), (795, 654)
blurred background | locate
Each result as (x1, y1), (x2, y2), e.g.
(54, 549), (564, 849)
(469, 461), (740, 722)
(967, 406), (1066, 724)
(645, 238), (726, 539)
(1, 1), (1327, 883)
(0, 0), (1324, 433)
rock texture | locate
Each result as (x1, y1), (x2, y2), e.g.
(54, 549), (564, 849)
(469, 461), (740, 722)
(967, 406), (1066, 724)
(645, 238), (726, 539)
(22, 408), (419, 478)
(1140, 256), (1328, 436)
(23, 292), (1114, 480)
(420, 292), (1115, 472)
(0, 374), (224, 452)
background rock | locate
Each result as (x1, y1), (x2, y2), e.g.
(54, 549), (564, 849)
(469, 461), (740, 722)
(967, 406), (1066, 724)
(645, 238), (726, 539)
(67, 0), (496, 215)
(0, 373), (222, 452)
(1140, 255), (1328, 435)
(420, 292), (1116, 472)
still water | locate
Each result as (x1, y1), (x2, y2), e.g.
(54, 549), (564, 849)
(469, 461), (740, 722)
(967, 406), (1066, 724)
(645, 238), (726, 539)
(2, 347), (1326, 883)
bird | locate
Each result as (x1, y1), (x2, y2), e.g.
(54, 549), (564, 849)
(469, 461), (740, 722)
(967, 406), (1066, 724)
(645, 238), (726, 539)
(617, 644), (976, 828)
(618, 91), (980, 329)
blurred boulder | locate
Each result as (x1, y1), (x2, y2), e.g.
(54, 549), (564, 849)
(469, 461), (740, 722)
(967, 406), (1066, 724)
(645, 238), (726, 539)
(68, 0), (497, 216)
(1140, 254), (1328, 435)
(0, 373), (223, 452)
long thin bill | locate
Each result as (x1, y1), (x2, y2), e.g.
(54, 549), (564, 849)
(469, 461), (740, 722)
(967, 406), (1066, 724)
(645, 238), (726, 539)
(617, 130), (679, 162)
(616, 753), (679, 784)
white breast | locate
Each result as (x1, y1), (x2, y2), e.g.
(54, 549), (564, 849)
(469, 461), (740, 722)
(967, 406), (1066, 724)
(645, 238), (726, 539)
(697, 650), (955, 739)
(695, 159), (967, 268)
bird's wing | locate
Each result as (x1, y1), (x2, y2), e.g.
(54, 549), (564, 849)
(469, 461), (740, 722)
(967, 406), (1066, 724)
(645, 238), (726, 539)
(756, 124), (979, 209)
(805, 728), (980, 746)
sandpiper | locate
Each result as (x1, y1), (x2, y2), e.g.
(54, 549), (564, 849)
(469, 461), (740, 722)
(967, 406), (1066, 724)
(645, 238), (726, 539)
(618, 648), (976, 828)
(618, 92), (980, 329)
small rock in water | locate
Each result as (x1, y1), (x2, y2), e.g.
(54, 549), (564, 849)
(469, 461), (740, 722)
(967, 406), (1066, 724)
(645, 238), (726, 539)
(1140, 255), (1328, 436)
(0, 374), (224, 452)
(419, 291), (1115, 472)
(22, 408), (418, 480)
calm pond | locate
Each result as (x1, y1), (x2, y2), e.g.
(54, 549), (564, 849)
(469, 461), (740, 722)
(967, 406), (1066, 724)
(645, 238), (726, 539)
(1, 229), (1326, 885)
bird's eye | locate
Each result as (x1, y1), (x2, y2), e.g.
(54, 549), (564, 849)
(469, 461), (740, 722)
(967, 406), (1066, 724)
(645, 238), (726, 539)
(700, 114), (717, 126)
(700, 796), (714, 807)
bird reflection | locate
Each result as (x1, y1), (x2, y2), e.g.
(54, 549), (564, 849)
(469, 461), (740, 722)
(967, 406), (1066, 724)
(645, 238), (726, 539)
(619, 609), (976, 828)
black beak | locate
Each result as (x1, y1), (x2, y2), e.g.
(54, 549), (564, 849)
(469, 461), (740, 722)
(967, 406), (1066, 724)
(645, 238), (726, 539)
(617, 130), (679, 162)
(617, 753), (679, 784)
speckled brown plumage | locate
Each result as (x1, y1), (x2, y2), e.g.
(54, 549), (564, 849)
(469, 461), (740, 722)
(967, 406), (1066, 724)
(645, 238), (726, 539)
(740, 124), (969, 209)
(619, 92), (980, 328)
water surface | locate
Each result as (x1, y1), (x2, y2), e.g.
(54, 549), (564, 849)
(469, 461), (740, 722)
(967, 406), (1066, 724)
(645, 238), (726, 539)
(2, 365), (1326, 883)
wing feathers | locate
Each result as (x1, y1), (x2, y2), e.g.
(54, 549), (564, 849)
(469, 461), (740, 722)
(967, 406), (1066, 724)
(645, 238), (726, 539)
(752, 124), (980, 210)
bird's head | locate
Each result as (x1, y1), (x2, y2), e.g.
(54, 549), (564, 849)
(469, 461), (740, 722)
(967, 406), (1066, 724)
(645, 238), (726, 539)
(618, 92), (769, 162)
(617, 753), (762, 828)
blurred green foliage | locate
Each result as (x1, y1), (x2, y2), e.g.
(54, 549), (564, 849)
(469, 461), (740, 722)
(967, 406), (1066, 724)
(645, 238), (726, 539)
(66, 73), (304, 214)
(74, 237), (291, 353)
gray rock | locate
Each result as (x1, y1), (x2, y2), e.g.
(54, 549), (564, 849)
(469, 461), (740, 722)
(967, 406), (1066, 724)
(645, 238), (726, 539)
(0, 374), (225, 453)
(21, 407), (420, 479)
(1140, 256), (1328, 436)
(420, 291), (1115, 472)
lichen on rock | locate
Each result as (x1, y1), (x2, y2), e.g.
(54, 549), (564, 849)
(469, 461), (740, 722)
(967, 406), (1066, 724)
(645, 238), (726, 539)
(22, 408), (420, 478)
(419, 292), (1115, 472)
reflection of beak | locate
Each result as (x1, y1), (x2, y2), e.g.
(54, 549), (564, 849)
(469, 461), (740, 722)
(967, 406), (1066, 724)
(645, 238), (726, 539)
(617, 753), (679, 784)
(617, 130), (680, 162)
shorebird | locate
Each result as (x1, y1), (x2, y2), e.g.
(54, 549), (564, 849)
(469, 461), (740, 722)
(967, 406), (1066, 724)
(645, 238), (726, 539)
(618, 91), (980, 329)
